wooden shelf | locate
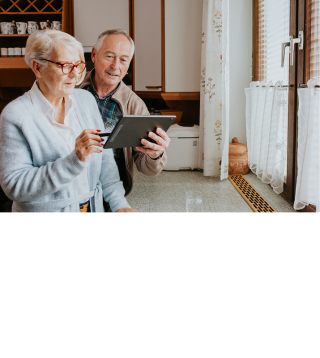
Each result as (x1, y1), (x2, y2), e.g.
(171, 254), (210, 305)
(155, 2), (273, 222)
(0, 0), (66, 103)
(0, 57), (35, 88)
(161, 92), (200, 101)
(135, 92), (201, 100)
(0, 57), (29, 69)
(135, 91), (164, 99)
(0, 34), (29, 37)
(0, 12), (62, 15)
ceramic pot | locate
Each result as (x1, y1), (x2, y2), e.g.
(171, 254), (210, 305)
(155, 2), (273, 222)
(1, 48), (8, 57)
(40, 22), (48, 30)
(51, 21), (61, 30)
(8, 48), (14, 57)
(27, 21), (39, 34)
(16, 22), (27, 34)
(1, 22), (13, 34)
(228, 137), (249, 175)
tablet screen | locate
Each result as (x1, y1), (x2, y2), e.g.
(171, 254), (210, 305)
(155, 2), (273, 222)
(102, 115), (175, 149)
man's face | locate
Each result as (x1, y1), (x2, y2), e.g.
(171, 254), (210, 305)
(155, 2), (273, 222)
(92, 34), (132, 88)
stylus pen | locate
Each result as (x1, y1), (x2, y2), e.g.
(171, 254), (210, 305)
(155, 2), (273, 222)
(98, 133), (111, 137)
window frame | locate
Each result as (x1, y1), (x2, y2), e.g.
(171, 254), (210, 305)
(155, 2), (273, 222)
(252, 0), (300, 204)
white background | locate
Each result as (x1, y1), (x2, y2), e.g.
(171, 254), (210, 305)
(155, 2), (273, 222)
(0, 215), (319, 358)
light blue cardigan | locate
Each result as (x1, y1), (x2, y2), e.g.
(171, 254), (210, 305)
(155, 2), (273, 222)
(0, 88), (130, 212)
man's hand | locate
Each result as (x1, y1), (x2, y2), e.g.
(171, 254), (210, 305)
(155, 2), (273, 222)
(136, 128), (170, 159)
(115, 207), (138, 212)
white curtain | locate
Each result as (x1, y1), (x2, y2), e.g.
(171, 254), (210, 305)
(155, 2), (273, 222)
(245, 81), (288, 194)
(294, 78), (320, 212)
(199, 0), (229, 179)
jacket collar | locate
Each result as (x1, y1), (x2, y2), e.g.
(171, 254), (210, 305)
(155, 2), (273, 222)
(80, 69), (132, 114)
(29, 81), (75, 121)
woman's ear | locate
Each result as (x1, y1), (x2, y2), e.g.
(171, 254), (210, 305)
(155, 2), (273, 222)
(31, 59), (42, 78)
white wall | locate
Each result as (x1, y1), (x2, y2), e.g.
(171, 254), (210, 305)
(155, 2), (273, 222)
(229, 0), (252, 145)
(74, 0), (129, 50)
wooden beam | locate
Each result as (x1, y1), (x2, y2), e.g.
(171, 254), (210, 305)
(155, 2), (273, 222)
(135, 91), (163, 99)
(161, 92), (200, 101)
(0, 57), (29, 69)
(161, 0), (165, 92)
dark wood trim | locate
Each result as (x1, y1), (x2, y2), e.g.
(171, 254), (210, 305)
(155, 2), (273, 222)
(297, 0), (306, 85)
(130, 0), (135, 92)
(134, 91), (163, 99)
(291, 0), (307, 206)
(129, 0), (133, 37)
(305, 0), (312, 82)
(161, 92), (200, 101)
(252, 0), (258, 81)
(282, 0), (298, 203)
(161, 0), (165, 92)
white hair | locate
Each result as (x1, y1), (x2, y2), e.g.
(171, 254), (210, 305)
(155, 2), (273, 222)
(94, 29), (135, 60)
(25, 29), (86, 84)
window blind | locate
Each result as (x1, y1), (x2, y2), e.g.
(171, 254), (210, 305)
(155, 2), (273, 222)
(259, 0), (290, 84)
(309, 0), (320, 78)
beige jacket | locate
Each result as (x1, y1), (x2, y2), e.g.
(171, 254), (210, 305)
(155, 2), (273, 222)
(79, 70), (167, 196)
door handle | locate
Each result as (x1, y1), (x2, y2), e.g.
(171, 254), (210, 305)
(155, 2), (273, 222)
(290, 31), (304, 66)
(281, 38), (291, 68)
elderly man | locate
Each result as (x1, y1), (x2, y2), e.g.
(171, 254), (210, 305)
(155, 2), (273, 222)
(80, 29), (170, 205)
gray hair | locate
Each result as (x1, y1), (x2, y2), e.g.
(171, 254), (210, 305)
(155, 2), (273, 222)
(25, 29), (86, 84)
(94, 29), (135, 60)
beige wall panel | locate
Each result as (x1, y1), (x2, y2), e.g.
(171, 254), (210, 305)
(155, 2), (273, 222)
(134, 0), (162, 92)
(74, 0), (129, 48)
(165, 0), (202, 92)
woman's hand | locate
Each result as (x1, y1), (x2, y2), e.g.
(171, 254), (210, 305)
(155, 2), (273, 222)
(75, 129), (104, 163)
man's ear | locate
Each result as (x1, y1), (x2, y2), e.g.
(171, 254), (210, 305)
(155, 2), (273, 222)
(31, 59), (42, 78)
(91, 47), (96, 64)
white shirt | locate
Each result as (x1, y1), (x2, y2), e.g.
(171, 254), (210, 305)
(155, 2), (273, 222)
(29, 82), (90, 203)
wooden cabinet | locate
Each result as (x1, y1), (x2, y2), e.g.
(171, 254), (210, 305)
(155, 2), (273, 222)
(133, 0), (163, 92)
(0, 0), (73, 111)
(74, 0), (129, 49)
(164, 0), (202, 93)
(131, 0), (202, 94)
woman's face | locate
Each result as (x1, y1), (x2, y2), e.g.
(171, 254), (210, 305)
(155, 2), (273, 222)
(38, 45), (82, 98)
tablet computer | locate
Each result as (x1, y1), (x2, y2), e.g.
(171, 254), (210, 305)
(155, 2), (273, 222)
(100, 115), (176, 149)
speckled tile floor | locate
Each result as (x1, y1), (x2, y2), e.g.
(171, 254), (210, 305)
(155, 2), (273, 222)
(126, 169), (296, 213)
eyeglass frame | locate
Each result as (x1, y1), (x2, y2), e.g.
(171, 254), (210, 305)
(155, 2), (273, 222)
(38, 58), (87, 74)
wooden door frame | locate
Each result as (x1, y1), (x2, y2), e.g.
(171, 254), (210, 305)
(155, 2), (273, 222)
(282, 0), (299, 203)
(252, 0), (262, 82)
(295, 0), (316, 212)
(252, 0), (306, 203)
(129, 0), (135, 91)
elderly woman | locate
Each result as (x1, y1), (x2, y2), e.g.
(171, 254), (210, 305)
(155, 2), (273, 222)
(0, 30), (135, 212)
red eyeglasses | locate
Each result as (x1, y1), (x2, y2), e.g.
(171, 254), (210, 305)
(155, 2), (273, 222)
(39, 58), (87, 74)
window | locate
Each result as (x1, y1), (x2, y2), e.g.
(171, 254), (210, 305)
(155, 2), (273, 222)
(254, 0), (290, 84)
(307, 0), (320, 80)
